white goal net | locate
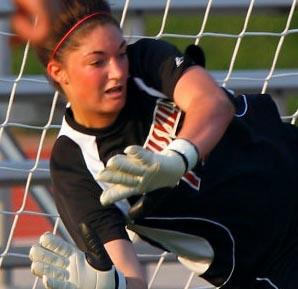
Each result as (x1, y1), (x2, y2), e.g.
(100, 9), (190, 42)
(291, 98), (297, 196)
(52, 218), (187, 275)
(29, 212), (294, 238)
(0, 0), (297, 289)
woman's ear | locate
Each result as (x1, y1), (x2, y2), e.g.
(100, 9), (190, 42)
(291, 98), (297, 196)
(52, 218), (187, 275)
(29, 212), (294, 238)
(47, 60), (68, 85)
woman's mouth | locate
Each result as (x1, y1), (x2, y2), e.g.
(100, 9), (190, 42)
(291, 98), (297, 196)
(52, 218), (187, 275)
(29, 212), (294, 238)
(105, 85), (123, 98)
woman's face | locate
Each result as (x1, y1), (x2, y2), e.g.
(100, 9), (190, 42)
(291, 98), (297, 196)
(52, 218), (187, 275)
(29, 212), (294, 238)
(57, 23), (129, 128)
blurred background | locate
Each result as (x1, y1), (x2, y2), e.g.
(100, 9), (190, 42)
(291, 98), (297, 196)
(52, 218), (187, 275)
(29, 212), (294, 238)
(0, 0), (297, 288)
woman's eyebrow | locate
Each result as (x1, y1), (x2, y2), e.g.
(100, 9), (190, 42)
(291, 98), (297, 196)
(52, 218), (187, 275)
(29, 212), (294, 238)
(119, 40), (127, 50)
(84, 40), (127, 57)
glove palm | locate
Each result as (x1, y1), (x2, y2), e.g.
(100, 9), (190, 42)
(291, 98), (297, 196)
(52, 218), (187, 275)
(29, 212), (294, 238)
(97, 145), (186, 206)
(29, 232), (126, 289)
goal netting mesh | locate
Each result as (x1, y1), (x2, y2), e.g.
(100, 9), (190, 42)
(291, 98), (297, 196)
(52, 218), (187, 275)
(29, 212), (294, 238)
(0, 0), (297, 288)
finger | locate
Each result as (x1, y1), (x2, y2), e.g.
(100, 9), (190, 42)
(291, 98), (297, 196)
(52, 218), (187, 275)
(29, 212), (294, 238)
(43, 276), (76, 289)
(39, 232), (73, 258)
(12, 0), (52, 44)
(29, 245), (68, 268)
(100, 185), (139, 206)
(31, 261), (67, 280)
(12, 10), (47, 43)
(97, 170), (141, 187)
(124, 146), (155, 165)
(11, 15), (34, 39)
(124, 145), (144, 157)
(106, 154), (146, 176)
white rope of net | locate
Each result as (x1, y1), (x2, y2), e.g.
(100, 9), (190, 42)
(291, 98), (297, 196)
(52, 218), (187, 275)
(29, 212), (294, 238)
(0, 1), (297, 289)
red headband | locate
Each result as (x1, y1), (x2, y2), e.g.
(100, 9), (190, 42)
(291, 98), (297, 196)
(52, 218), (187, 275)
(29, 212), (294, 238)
(50, 12), (110, 60)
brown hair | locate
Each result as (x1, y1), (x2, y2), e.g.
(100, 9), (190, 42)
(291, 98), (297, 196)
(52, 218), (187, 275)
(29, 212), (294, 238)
(36, 1), (121, 62)
(34, 0), (120, 92)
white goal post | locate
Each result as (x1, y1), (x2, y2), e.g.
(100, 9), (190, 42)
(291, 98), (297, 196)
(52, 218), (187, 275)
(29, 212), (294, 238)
(0, 1), (298, 289)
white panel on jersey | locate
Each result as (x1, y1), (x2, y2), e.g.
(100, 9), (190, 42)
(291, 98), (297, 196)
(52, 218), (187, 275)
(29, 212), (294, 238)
(133, 77), (169, 99)
(59, 117), (130, 215)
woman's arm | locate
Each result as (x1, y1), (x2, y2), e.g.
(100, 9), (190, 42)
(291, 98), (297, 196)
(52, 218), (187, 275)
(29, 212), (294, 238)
(173, 66), (235, 160)
(105, 239), (147, 289)
(97, 65), (235, 205)
(128, 39), (234, 160)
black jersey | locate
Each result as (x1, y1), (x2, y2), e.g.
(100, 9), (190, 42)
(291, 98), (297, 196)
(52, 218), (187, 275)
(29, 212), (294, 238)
(50, 38), (198, 246)
(50, 38), (298, 288)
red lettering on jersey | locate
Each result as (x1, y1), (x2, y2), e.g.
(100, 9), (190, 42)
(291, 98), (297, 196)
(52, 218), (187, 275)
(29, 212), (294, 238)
(147, 139), (163, 152)
(144, 99), (201, 191)
(154, 122), (168, 134)
(156, 112), (175, 127)
(158, 106), (179, 121)
(151, 130), (171, 146)
(182, 171), (201, 190)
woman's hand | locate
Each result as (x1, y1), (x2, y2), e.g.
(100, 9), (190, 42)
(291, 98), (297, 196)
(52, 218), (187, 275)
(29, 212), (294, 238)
(29, 232), (126, 289)
(12, 0), (58, 43)
(97, 139), (198, 206)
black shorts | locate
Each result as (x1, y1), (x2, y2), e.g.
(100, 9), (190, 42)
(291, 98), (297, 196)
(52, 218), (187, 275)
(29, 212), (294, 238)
(255, 218), (298, 289)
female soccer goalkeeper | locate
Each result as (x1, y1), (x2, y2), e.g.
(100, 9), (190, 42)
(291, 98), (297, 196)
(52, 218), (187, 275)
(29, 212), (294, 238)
(29, 0), (298, 289)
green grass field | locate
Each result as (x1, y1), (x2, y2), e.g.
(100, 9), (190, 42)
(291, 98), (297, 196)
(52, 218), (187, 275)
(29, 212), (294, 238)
(11, 11), (298, 114)
(144, 11), (298, 70)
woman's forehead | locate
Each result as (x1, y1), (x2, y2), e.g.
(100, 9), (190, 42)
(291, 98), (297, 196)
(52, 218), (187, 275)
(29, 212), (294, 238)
(75, 24), (125, 54)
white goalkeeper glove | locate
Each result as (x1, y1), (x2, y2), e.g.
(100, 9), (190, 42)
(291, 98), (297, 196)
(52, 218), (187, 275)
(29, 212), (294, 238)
(29, 232), (126, 289)
(97, 139), (199, 206)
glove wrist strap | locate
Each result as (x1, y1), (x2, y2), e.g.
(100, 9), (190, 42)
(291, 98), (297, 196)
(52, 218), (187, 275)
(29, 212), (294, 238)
(167, 139), (199, 171)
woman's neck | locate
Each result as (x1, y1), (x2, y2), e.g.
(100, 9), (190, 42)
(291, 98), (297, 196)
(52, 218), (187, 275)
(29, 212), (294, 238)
(73, 109), (120, 129)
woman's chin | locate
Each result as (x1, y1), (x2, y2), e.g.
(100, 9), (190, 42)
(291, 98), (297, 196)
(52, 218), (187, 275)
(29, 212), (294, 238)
(104, 99), (126, 114)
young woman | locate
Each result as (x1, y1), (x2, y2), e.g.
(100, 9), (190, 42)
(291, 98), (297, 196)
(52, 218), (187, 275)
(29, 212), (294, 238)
(28, 1), (298, 289)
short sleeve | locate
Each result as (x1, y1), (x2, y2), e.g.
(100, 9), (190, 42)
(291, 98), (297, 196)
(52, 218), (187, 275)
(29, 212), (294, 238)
(127, 38), (196, 98)
(50, 136), (129, 250)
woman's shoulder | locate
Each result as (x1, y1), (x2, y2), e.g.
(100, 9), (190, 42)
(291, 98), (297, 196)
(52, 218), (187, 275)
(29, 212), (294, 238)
(51, 134), (78, 155)
(50, 135), (83, 168)
(127, 37), (178, 55)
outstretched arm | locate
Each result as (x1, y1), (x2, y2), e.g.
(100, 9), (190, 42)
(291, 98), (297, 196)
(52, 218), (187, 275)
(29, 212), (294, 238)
(97, 65), (234, 205)
(30, 232), (146, 289)
(105, 239), (147, 289)
(173, 66), (235, 160)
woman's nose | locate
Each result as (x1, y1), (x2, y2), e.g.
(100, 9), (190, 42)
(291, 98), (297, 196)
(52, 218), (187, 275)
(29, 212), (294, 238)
(108, 58), (126, 80)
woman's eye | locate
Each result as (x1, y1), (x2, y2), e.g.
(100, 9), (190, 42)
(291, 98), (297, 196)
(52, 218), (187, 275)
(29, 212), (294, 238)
(119, 51), (127, 58)
(91, 59), (106, 66)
